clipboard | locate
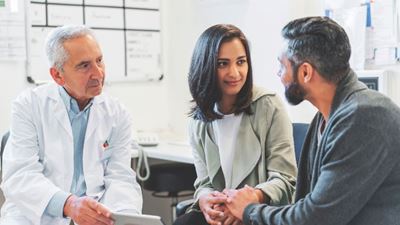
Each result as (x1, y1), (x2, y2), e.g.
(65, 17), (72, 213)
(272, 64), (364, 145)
(111, 212), (165, 225)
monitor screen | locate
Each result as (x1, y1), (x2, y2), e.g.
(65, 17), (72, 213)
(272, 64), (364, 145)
(358, 77), (379, 91)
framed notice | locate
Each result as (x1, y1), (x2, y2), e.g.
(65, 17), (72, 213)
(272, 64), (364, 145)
(28, 0), (161, 83)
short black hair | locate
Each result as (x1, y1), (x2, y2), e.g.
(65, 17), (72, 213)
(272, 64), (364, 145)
(282, 16), (351, 83)
(188, 24), (253, 122)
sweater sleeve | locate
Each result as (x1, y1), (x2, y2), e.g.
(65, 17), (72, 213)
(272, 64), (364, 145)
(243, 106), (399, 225)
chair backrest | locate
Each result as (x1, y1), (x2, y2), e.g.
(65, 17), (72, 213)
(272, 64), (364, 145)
(292, 123), (309, 165)
(1, 131), (10, 170)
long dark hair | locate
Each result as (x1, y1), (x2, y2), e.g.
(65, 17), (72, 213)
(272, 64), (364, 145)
(188, 24), (253, 122)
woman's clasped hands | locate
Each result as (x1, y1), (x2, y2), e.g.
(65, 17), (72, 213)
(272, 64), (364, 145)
(199, 185), (262, 225)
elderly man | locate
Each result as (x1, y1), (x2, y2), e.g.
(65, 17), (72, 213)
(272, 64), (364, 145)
(1, 25), (142, 225)
(224, 16), (400, 225)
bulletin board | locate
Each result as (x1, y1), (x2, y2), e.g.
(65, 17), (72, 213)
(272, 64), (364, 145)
(323, 0), (400, 69)
(28, 0), (162, 83)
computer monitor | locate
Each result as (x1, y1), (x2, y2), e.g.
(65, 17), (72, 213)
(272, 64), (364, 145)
(357, 70), (387, 93)
(356, 70), (400, 106)
(358, 77), (379, 91)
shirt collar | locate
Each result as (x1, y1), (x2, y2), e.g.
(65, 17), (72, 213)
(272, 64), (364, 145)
(58, 86), (93, 114)
(213, 103), (238, 118)
(329, 69), (367, 119)
(213, 104), (224, 116)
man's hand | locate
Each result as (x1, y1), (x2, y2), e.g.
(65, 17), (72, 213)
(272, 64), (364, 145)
(223, 185), (260, 220)
(63, 195), (114, 225)
(213, 203), (244, 225)
(198, 191), (228, 225)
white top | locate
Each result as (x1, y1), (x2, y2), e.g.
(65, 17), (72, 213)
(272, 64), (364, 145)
(212, 105), (243, 187)
(317, 119), (326, 147)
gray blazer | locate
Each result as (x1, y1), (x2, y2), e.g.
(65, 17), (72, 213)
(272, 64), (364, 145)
(189, 87), (297, 210)
(244, 71), (400, 225)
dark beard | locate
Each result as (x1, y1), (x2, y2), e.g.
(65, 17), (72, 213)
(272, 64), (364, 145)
(285, 81), (306, 105)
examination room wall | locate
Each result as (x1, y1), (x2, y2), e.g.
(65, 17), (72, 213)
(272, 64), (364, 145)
(0, 0), (323, 142)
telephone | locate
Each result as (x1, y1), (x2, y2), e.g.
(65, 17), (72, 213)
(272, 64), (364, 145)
(132, 130), (160, 182)
(135, 131), (159, 147)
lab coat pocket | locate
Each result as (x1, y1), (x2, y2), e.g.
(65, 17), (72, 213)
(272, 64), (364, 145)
(100, 148), (113, 162)
(99, 149), (113, 175)
(99, 138), (112, 159)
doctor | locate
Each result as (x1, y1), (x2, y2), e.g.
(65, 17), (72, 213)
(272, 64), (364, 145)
(0, 25), (142, 225)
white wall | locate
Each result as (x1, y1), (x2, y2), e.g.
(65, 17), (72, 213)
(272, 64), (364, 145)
(0, 61), (31, 135)
(162, 0), (194, 137)
(162, 0), (324, 129)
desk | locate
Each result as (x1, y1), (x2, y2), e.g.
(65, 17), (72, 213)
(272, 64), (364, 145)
(131, 142), (194, 164)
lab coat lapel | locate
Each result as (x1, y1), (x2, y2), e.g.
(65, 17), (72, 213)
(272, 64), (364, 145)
(85, 94), (109, 141)
(49, 87), (73, 139)
(83, 94), (111, 198)
(230, 114), (261, 189)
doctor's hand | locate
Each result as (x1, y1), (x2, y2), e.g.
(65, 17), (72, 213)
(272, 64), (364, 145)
(64, 195), (114, 225)
(198, 191), (227, 225)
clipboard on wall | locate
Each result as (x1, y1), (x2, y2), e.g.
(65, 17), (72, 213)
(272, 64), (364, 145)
(27, 0), (163, 85)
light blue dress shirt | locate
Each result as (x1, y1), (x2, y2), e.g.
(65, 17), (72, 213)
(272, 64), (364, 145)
(45, 87), (93, 217)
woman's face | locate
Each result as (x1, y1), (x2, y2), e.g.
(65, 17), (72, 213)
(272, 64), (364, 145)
(216, 38), (248, 102)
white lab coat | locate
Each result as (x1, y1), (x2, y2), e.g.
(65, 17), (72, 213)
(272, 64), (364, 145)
(0, 83), (142, 225)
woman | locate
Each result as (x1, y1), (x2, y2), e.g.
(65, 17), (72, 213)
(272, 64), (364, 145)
(174, 24), (297, 225)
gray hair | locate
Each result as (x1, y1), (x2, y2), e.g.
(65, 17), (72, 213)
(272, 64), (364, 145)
(45, 25), (95, 71)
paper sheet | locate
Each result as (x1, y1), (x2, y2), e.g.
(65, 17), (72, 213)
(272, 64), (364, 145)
(323, 0), (363, 10)
(329, 6), (367, 70)
(365, 0), (398, 65)
(0, 0), (26, 61)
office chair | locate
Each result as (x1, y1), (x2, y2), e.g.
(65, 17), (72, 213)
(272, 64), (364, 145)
(292, 123), (309, 165)
(1, 131), (10, 171)
(142, 162), (197, 223)
(174, 123), (310, 219)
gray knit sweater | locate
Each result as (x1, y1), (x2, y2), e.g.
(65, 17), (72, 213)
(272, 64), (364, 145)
(244, 70), (400, 225)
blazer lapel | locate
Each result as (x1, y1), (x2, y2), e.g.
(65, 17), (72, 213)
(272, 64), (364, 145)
(203, 124), (222, 185)
(230, 114), (261, 189)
